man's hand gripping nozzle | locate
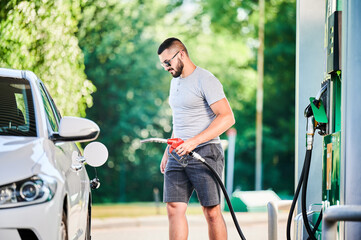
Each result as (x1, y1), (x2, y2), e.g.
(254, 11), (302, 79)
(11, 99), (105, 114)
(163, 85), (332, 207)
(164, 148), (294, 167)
(140, 138), (206, 163)
(140, 138), (184, 154)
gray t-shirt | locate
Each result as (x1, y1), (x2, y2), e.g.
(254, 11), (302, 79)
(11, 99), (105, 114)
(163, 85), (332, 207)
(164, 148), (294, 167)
(169, 66), (226, 145)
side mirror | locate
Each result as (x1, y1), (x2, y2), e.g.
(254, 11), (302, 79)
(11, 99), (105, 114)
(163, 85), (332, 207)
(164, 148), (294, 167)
(84, 142), (108, 167)
(53, 116), (100, 142)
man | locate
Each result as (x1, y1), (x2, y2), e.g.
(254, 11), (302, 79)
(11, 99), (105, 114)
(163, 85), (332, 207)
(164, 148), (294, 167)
(158, 37), (235, 240)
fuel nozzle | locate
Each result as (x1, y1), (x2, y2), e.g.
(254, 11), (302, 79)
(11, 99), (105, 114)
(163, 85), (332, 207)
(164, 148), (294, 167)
(166, 138), (184, 153)
(140, 138), (184, 153)
(140, 138), (188, 167)
(140, 138), (207, 164)
(304, 85), (329, 149)
(304, 84), (327, 118)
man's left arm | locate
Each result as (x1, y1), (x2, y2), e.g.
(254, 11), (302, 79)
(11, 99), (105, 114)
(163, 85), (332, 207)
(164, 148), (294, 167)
(175, 97), (235, 156)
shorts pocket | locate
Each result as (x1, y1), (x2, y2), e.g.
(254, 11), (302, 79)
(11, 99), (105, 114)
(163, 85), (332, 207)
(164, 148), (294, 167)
(210, 144), (224, 160)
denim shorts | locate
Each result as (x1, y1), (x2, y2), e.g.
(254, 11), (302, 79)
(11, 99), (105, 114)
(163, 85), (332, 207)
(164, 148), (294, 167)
(163, 143), (224, 207)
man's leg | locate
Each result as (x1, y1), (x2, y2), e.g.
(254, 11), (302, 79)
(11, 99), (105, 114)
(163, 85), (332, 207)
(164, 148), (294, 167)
(202, 204), (227, 240)
(167, 202), (188, 240)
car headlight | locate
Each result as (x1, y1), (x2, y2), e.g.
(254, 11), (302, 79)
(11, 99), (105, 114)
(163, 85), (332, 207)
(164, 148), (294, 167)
(0, 175), (57, 208)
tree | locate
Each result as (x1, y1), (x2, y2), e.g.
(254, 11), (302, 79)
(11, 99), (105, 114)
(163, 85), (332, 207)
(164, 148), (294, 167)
(0, 0), (94, 117)
(261, 0), (296, 194)
(199, 0), (296, 195)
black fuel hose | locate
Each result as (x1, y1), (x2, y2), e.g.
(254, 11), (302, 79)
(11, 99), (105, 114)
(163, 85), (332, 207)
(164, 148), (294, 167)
(189, 151), (247, 240)
(307, 210), (323, 240)
(286, 150), (306, 240)
(313, 210), (323, 233)
(286, 149), (318, 240)
(301, 150), (317, 240)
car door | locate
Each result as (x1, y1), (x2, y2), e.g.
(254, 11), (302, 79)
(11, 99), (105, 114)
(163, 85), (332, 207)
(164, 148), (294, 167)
(38, 82), (88, 239)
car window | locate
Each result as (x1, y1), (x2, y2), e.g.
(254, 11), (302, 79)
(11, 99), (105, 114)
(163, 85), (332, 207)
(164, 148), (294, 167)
(41, 83), (62, 121)
(0, 77), (36, 136)
(39, 83), (60, 132)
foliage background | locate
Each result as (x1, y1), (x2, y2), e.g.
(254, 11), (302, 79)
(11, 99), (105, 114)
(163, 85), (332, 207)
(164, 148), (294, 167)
(0, 0), (296, 203)
(0, 0), (94, 116)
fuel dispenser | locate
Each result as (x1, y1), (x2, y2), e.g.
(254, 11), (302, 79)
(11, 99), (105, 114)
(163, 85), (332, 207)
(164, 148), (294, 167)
(289, 0), (343, 239)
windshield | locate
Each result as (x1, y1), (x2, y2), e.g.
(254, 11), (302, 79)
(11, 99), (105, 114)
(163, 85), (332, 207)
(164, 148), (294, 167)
(0, 77), (36, 136)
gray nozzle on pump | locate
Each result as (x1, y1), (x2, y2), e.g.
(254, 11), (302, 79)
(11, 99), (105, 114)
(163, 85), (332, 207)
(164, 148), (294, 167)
(304, 84), (328, 118)
(304, 84), (328, 149)
(315, 84), (327, 101)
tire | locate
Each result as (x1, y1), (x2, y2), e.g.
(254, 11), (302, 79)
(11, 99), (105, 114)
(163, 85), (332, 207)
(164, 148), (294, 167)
(60, 211), (68, 240)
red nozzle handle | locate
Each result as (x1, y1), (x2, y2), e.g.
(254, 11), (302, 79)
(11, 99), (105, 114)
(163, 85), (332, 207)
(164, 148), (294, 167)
(167, 138), (184, 153)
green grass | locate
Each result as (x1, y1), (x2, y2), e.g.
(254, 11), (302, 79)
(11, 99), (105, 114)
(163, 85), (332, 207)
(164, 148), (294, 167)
(92, 202), (204, 219)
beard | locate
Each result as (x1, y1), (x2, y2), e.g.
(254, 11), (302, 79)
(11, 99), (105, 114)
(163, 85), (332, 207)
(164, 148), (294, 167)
(169, 60), (183, 78)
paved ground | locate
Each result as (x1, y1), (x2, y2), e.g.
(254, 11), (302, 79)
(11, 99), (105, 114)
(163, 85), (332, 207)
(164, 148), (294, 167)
(91, 211), (289, 240)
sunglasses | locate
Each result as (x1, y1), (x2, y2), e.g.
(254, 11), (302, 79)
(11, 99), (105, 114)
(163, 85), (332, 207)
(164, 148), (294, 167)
(161, 51), (180, 68)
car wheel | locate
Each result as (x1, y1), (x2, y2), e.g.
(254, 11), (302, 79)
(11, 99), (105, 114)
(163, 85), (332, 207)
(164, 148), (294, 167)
(60, 211), (68, 240)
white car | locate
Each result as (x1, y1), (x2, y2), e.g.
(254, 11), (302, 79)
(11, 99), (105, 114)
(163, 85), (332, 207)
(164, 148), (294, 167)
(0, 68), (108, 240)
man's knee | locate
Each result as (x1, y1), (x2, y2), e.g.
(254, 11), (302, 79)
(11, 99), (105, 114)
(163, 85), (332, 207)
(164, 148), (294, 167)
(166, 202), (187, 218)
(203, 205), (222, 223)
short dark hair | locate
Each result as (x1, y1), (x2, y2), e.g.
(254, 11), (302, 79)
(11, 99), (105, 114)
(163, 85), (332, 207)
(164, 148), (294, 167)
(157, 37), (188, 55)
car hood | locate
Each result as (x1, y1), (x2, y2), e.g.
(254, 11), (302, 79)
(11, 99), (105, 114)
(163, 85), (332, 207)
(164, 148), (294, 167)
(0, 136), (45, 185)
